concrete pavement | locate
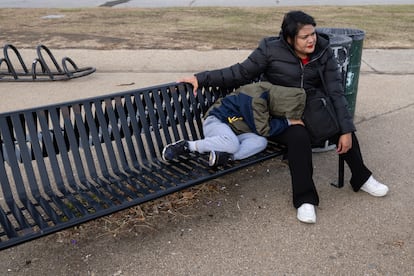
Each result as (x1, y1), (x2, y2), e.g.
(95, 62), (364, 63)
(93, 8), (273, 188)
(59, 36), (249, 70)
(1, 48), (413, 112)
(0, 48), (413, 275)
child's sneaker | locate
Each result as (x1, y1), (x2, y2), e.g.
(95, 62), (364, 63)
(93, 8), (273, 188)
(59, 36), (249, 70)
(162, 140), (189, 161)
(208, 151), (234, 167)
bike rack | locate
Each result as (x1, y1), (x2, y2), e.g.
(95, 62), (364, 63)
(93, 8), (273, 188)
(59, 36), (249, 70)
(0, 44), (96, 82)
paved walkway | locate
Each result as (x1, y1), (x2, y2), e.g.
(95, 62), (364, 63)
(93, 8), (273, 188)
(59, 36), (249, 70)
(1, 48), (413, 113)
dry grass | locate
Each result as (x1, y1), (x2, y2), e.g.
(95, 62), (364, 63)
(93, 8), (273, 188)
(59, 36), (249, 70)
(0, 5), (413, 50)
(53, 180), (226, 243)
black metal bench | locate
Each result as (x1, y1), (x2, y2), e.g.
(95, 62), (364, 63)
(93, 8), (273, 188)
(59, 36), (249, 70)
(0, 82), (295, 250)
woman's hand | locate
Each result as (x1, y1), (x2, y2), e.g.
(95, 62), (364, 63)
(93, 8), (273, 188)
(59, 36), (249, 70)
(337, 133), (352, 154)
(288, 119), (305, 126)
(178, 75), (199, 95)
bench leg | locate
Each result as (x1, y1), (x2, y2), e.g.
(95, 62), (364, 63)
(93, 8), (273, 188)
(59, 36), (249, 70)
(331, 155), (345, 188)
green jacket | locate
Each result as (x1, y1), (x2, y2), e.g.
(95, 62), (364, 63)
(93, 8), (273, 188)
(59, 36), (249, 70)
(206, 82), (306, 135)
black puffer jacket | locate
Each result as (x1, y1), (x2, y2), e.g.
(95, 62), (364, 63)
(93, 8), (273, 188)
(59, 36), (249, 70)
(195, 33), (356, 134)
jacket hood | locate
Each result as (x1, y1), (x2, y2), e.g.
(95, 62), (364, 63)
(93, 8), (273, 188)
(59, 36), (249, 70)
(316, 32), (331, 49)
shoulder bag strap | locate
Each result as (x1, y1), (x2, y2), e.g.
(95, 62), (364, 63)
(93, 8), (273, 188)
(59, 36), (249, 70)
(318, 68), (329, 96)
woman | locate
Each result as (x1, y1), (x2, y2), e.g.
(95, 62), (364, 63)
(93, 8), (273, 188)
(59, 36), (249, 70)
(179, 10), (388, 223)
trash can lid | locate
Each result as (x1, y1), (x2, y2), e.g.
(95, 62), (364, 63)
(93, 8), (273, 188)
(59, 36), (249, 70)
(316, 27), (365, 41)
(329, 35), (352, 48)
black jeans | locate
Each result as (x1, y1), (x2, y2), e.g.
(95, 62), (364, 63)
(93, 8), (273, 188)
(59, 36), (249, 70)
(271, 125), (372, 208)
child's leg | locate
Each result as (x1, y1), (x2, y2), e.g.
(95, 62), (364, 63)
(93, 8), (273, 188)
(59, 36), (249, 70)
(190, 116), (240, 154)
(233, 133), (268, 160)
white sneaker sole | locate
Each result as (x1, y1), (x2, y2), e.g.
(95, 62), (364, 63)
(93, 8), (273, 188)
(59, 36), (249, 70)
(360, 186), (389, 197)
(297, 214), (316, 224)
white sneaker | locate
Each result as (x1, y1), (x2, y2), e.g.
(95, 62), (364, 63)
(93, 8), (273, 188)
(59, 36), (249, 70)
(360, 176), (389, 197)
(297, 203), (316, 224)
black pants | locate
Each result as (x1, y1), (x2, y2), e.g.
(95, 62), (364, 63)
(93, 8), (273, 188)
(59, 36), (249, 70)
(272, 125), (372, 208)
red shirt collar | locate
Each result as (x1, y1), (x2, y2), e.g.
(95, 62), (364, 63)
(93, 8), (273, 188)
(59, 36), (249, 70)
(301, 56), (310, 65)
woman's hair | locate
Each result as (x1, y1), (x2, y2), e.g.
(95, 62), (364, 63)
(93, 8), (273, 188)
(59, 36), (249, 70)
(281, 11), (316, 42)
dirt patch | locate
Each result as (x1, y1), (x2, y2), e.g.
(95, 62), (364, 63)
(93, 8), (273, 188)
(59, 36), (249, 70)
(45, 160), (286, 246)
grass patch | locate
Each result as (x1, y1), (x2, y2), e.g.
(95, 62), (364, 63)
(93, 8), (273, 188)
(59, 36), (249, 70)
(0, 5), (412, 49)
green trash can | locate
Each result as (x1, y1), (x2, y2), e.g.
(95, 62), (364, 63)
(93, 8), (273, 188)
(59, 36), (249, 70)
(324, 34), (353, 98)
(317, 28), (365, 118)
